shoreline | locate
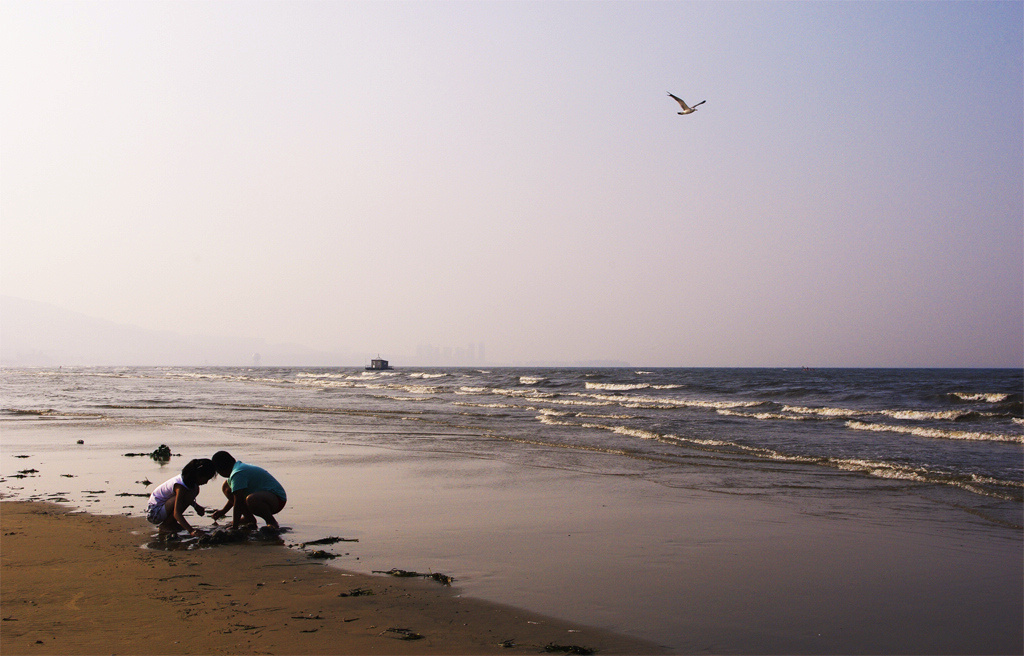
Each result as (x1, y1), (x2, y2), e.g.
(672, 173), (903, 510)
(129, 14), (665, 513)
(0, 500), (666, 655)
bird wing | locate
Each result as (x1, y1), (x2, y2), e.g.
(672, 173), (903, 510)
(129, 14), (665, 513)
(667, 92), (691, 111)
(692, 100), (706, 108)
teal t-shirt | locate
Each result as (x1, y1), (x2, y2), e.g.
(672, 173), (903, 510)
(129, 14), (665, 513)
(229, 462), (287, 503)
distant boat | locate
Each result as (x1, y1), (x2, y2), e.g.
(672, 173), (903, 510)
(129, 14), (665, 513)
(366, 357), (393, 371)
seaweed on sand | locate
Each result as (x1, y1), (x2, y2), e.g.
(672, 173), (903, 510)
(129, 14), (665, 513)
(123, 444), (175, 462)
(300, 536), (358, 547)
(383, 628), (424, 641)
(544, 644), (596, 655)
(338, 587), (374, 597)
(372, 568), (454, 586)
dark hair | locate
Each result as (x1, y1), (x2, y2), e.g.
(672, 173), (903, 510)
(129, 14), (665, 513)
(181, 458), (216, 488)
(211, 451), (235, 473)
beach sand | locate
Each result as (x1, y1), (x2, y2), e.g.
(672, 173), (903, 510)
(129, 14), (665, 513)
(0, 501), (664, 655)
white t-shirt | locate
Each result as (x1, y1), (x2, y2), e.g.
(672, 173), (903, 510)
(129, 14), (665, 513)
(146, 474), (196, 511)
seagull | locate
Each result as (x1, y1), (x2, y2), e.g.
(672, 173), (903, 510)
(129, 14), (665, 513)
(668, 92), (705, 115)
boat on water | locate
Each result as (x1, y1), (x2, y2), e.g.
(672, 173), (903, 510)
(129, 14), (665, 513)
(366, 357), (393, 371)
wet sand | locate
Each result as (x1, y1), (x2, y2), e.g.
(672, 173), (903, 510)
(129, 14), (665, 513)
(0, 501), (664, 655)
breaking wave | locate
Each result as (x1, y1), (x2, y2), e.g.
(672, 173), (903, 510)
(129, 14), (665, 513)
(845, 420), (1023, 443)
(534, 414), (1022, 500)
(952, 392), (1011, 403)
(585, 382), (651, 391)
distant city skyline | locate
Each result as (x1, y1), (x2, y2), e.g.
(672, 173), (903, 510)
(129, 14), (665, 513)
(2, 295), (628, 367)
(0, 292), (1015, 369)
(416, 342), (486, 367)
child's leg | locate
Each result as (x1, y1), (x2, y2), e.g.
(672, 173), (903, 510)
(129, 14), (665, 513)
(245, 491), (284, 528)
(210, 480), (234, 520)
(233, 494), (258, 529)
(157, 497), (182, 533)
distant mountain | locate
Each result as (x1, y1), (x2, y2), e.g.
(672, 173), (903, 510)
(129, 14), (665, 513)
(0, 296), (360, 367)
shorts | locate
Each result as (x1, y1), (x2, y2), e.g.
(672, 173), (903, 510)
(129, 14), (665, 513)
(146, 502), (168, 525)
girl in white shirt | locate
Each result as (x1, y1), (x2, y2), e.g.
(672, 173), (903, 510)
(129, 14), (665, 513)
(145, 459), (217, 536)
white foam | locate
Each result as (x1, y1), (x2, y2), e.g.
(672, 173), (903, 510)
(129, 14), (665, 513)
(566, 417), (1023, 497)
(537, 414), (575, 427)
(845, 420), (1023, 443)
(452, 401), (517, 409)
(881, 409), (971, 421)
(553, 417), (746, 450)
(718, 408), (811, 421)
(584, 393), (760, 410)
(358, 371), (400, 379)
(584, 382), (651, 391)
(296, 372), (349, 380)
(373, 394), (430, 402)
(953, 392), (1011, 403)
(783, 405), (864, 418)
(780, 405), (974, 422)
(294, 378), (355, 389)
(830, 457), (930, 482)
(490, 387), (556, 399)
(537, 397), (615, 407)
(577, 412), (635, 420)
(391, 384), (442, 394)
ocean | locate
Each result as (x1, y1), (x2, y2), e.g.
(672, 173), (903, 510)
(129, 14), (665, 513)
(2, 366), (1022, 652)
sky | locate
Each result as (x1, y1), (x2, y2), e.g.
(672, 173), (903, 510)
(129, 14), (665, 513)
(2, 1), (1021, 367)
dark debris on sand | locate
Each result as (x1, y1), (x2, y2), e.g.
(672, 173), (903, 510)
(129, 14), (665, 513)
(383, 627), (424, 641)
(338, 587), (374, 597)
(545, 644), (597, 655)
(373, 568), (455, 586)
(123, 444), (176, 462)
(300, 536), (358, 547)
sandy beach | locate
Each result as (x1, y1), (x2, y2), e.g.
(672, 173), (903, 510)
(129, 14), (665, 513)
(0, 500), (663, 655)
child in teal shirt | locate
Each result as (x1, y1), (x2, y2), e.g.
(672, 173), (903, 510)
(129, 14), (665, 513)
(210, 451), (287, 529)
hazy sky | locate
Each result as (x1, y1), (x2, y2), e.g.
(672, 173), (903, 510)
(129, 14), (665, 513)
(2, 1), (1021, 367)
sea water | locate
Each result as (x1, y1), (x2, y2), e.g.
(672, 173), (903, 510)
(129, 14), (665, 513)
(2, 367), (1022, 652)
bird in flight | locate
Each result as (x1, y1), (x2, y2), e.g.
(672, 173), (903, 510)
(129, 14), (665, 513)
(668, 92), (706, 115)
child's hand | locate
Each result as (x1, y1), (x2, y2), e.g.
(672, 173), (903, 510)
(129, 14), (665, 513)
(210, 509), (225, 521)
(195, 506), (206, 517)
